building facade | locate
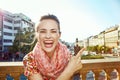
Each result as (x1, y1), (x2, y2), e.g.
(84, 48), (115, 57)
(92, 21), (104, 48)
(105, 26), (118, 48)
(0, 9), (35, 53)
(82, 25), (120, 49)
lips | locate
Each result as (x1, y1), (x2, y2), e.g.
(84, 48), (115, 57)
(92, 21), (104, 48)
(44, 40), (53, 48)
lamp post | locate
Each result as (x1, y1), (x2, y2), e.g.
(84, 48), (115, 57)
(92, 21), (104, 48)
(18, 28), (20, 52)
(104, 31), (106, 54)
(18, 21), (22, 53)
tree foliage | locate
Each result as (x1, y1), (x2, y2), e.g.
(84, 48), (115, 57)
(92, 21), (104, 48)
(8, 28), (36, 54)
(86, 45), (111, 54)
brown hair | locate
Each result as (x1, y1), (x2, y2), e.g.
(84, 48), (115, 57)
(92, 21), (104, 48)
(36, 14), (61, 33)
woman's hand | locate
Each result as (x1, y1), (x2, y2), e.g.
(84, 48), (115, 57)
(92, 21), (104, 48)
(66, 48), (85, 74)
(56, 48), (85, 80)
(28, 73), (43, 80)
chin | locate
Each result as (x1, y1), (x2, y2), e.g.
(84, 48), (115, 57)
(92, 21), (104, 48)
(44, 48), (54, 53)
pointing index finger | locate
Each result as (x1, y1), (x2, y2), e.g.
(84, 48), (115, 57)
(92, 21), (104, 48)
(76, 48), (86, 58)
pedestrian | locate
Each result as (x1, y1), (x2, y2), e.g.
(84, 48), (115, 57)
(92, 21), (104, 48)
(74, 38), (81, 56)
(23, 14), (85, 80)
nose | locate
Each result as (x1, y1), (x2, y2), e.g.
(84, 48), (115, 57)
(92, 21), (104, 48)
(46, 32), (51, 38)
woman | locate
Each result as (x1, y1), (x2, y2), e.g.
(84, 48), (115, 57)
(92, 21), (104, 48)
(23, 14), (85, 80)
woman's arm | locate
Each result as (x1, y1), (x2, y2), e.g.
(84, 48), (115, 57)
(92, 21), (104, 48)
(23, 52), (43, 80)
(56, 48), (85, 80)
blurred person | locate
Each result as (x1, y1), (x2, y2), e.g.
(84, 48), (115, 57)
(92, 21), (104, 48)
(23, 14), (85, 80)
(74, 38), (81, 56)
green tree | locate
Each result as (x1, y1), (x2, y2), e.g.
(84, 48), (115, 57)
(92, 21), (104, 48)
(8, 28), (35, 54)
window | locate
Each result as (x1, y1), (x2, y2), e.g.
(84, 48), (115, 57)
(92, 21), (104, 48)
(14, 20), (20, 24)
(4, 39), (12, 43)
(14, 27), (20, 30)
(4, 25), (12, 29)
(4, 18), (12, 23)
(0, 46), (2, 50)
(4, 32), (12, 36)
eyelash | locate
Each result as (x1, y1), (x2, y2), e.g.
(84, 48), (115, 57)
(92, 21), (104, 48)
(39, 31), (46, 33)
(39, 31), (57, 33)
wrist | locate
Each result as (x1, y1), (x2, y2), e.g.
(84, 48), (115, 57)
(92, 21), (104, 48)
(64, 66), (74, 77)
(56, 67), (74, 80)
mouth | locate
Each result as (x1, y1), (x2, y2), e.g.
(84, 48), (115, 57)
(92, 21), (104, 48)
(44, 40), (54, 48)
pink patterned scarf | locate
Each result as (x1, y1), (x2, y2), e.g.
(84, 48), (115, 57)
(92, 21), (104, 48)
(32, 42), (71, 80)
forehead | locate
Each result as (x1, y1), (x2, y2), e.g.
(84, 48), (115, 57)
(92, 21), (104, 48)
(38, 19), (59, 30)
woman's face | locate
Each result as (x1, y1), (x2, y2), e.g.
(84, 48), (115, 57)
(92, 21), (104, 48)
(37, 19), (61, 54)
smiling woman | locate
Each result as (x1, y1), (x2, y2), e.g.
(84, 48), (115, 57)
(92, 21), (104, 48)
(23, 14), (85, 80)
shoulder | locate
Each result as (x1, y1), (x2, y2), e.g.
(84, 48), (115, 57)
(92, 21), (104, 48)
(23, 52), (34, 65)
(23, 52), (38, 77)
(24, 51), (34, 59)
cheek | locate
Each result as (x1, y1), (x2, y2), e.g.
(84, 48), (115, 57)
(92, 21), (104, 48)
(54, 36), (60, 43)
(56, 34), (60, 40)
(38, 34), (44, 39)
(37, 35), (43, 42)
(55, 33), (60, 38)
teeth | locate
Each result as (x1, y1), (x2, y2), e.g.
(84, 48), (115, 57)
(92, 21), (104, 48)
(45, 43), (53, 48)
(44, 42), (53, 44)
(44, 40), (53, 48)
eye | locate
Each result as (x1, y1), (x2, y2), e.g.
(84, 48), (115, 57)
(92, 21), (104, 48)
(39, 30), (46, 33)
(51, 30), (57, 33)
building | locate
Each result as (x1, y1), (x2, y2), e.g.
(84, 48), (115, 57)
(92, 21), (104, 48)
(105, 25), (118, 48)
(84, 25), (119, 48)
(0, 9), (35, 53)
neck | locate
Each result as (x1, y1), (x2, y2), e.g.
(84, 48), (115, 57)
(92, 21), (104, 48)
(47, 52), (54, 59)
(46, 46), (58, 59)
(44, 49), (56, 60)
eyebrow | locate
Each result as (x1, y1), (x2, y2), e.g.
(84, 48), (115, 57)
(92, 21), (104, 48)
(51, 29), (58, 31)
(39, 28), (58, 31)
(39, 29), (46, 31)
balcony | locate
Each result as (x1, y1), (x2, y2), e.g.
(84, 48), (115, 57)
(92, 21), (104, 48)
(0, 57), (120, 80)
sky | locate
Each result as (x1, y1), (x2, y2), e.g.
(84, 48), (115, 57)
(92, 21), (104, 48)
(0, 0), (120, 43)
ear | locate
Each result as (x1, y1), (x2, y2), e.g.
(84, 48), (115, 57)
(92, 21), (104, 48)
(59, 32), (61, 38)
